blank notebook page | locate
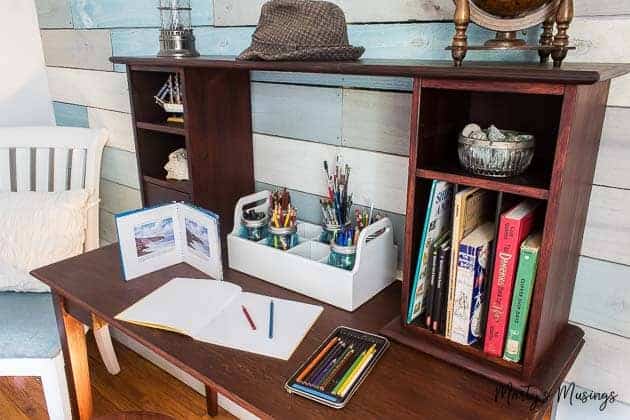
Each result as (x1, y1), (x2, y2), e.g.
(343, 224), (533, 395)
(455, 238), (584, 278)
(194, 292), (323, 360)
(115, 278), (242, 336)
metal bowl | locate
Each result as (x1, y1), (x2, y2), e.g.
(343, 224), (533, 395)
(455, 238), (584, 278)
(458, 131), (535, 178)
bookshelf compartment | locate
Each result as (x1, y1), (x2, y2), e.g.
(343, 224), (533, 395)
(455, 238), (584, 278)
(416, 85), (564, 191)
(130, 68), (185, 127)
(136, 129), (189, 182)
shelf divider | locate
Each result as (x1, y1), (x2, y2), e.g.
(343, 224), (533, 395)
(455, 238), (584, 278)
(137, 121), (186, 136)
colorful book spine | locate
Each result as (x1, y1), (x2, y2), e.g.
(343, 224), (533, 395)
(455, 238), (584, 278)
(484, 201), (539, 357)
(450, 230), (491, 345)
(503, 233), (542, 363)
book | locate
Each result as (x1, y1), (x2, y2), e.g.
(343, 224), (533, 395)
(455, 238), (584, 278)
(484, 200), (540, 357)
(425, 231), (450, 329)
(407, 180), (453, 323)
(432, 241), (451, 334)
(115, 277), (323, 360)
(445, 188), (494, 338)
(115, 202), (222, 281)
(450, 222), (494, 345)
(503, 232), (542, 363)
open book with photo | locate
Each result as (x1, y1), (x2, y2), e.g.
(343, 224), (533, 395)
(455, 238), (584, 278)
(115, 202), (222, 281)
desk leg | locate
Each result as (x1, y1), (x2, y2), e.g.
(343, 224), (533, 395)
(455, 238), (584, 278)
(53, 293), (93, 420)
(205, 385), (218, 417)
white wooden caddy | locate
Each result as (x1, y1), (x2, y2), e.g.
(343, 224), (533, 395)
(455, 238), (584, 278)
(227, 191), (397, 312)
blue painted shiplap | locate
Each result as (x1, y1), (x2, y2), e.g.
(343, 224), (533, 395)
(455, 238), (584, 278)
(70, 0), (213, 28)
(52, 101), (89, 128)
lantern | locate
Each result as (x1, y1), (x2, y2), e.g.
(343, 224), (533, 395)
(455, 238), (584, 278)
(158, 0), (199, 57)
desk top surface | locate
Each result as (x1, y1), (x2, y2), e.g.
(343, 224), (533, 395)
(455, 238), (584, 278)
(33, 245), (547, 420)
(111, 55), (630, 84)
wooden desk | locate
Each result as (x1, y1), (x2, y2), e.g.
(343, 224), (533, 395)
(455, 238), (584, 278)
(33, 245), (552, 420)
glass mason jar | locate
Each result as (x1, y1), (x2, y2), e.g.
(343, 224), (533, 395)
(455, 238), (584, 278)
(268, 225), (298, 251)
(319, 222), (350, 244)
(328, 243), (357, 271)
(240, 215), (268, 242)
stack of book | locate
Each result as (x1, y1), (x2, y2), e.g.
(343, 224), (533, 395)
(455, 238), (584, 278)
(406, 180), (543, 363)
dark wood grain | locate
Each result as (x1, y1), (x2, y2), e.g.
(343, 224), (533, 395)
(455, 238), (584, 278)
(32, 245), (549, 420)
(136, 121), (186, 137)
(205, 386), (218, 417)
(109, 57), (630, 84)
(143, 176), (192, 194)
(421, 79), (565, 95)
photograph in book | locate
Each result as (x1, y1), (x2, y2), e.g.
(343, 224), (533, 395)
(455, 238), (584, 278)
(134, 217), (176, 258)
(185, 217), (210, 258)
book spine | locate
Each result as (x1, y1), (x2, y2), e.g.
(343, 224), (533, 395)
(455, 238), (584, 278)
(425, 246), (440, 328)
(503, 245), (540, 363)
(450, 244), (476, 345)
(446, 198), (463, 338)
(484, 216), (523, 357)
(433, 246), (450, 334)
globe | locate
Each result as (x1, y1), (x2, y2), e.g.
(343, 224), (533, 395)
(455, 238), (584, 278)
(472, 0), (551, 18)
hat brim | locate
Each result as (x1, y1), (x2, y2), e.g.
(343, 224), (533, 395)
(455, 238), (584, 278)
(237, 45), (365, 61)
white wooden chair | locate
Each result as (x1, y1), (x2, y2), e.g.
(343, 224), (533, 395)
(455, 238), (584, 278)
(0, 127), (121, 419)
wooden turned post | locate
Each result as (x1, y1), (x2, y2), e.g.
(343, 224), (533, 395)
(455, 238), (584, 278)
(538, 15), (555, 63)
(205, 385), (218, 417)
(451, 0), (470, 67)
(551, 0), (574, 67)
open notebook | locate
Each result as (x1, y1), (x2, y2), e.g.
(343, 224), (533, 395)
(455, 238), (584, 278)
(115, 278), (323, 360)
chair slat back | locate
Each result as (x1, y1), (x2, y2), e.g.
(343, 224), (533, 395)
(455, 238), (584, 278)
(0, 149), (10, 192)
(35, 148), (50, 192)
(15, 148), (31, 191)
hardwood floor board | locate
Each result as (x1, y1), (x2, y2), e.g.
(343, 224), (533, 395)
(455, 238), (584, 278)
(0, 334), (235, 420)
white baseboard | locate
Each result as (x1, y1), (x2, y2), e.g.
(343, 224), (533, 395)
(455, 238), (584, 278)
(110, 328), (258, 420)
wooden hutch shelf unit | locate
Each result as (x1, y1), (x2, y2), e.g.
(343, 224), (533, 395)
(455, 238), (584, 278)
(111, 55), (630, 399)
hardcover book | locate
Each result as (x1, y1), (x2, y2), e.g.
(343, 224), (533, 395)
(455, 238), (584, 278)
(445, 188), (494, 338)
(432, 241), (451, 334)
(407, 180), (453, 323)
(503, 232), (542, 363)
(450, 222), (494, 346)
(484, 200), (540, 357)
(425, 232), (450, 330)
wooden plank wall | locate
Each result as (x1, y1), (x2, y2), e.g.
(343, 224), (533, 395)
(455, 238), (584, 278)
(35, 0), (630, 417)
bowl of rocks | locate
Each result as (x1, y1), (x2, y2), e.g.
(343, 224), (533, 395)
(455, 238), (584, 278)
(457, 123), (535, 178)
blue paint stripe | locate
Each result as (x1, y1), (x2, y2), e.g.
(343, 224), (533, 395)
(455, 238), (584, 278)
(70, 0), (213, 29)
(52, 102), (89, 128)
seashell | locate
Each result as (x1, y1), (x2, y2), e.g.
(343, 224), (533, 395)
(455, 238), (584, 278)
(164, 148), (189, 180)
(487, 125), (506, 142)
(469, 130), (488, 141)
(462, 123), (482, 138)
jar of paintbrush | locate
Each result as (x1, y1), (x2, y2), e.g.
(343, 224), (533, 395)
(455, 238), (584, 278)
(268, 189), (298, 251)
(240, 208), (268, 242)
(328, 226), (357, 270)
(319, 158), (353, 244)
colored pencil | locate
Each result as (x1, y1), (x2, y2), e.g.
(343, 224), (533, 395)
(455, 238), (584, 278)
(306, 341), (346, 385)
(338, 344), (377, 397)
(296, 337), (338, 383)
(331, 348), (366, 395)
(291, 383), (339, 403)
(241, 305), (256, 330)
(268, 300), (274, 339)
(319, 345), (354, 391)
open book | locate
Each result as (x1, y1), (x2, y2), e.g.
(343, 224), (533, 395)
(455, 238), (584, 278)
(115, 278), (323, 360)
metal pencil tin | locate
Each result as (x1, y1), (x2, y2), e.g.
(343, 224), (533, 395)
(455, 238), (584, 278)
(284, 326), (389, 409)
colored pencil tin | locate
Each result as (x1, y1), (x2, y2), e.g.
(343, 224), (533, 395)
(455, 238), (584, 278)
(284, 326), (389, 409)
(228, 191), (397, 311)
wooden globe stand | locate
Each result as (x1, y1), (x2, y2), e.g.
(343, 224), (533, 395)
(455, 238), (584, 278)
(449, 0), (574, 67)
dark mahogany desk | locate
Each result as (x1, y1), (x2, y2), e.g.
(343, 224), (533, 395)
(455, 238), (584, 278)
(32, 245), (552, 420)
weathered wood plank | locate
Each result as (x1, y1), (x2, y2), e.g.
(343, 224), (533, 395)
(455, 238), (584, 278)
(252, 72), (413, 92)
(569, 17), (630, 63)
(252, 83), (342, 145)
(253, 133), (408, 214)
(595, 107), (630, 189)
(88, 108), (135, 152)
(53, 102), (89, 128)
(99, 209), (118, 244)
(41, 29), (113, 71)
(47, 67), (130, 113)
(69, 0), (213, 28)
(35, 0), (72, 28)
(101, 147), (139, 189)
(575, 0), (630, 17)
(609, 76), (630, 108)
(582, 186), (630, 266)
(570, 257), (630, 339)
(214, 0), (453, 26)
(99, 179), (142, 215)
(566, 324), (630, 404)
(342, 89), (411, 155)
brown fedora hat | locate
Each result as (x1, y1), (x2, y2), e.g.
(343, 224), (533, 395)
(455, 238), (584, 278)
(237, 0), (364, 61)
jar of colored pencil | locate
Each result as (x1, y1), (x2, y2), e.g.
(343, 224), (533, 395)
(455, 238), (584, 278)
(268, 225), (298, 251)
(240, 211), (268, 242)
(329, 243), (357, 271)
(319, 222), (350, 244)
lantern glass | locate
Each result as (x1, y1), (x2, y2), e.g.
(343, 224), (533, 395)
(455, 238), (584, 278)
(159, 0), (192, 31)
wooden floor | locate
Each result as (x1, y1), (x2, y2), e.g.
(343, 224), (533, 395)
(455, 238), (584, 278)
(0, 334), (235, 419)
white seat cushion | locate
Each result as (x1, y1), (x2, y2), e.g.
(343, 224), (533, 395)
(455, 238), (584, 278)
(0, 190), (88, 292)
